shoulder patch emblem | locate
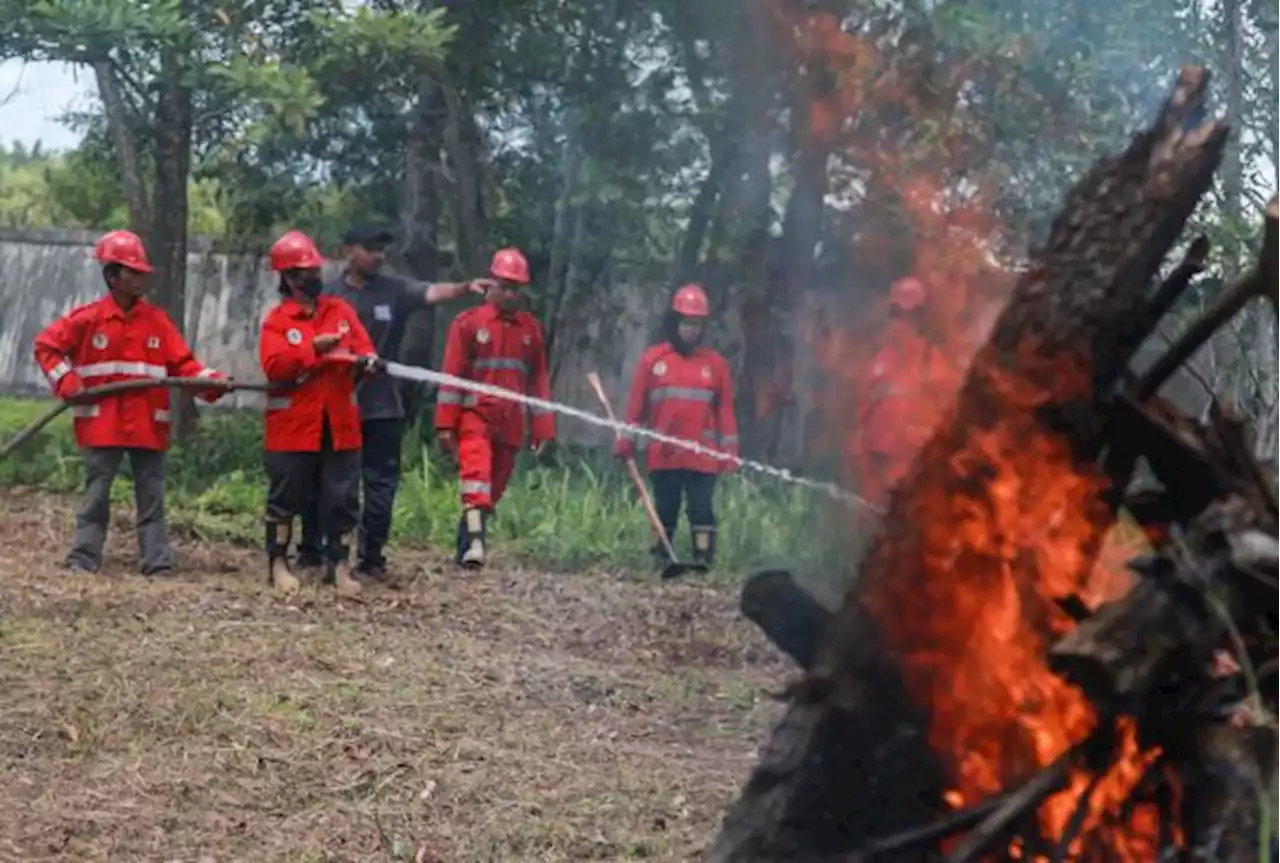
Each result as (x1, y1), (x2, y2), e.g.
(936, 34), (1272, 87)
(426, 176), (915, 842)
(147, 336), (161, 349)
(523, 334), (532, 347)
(476, 328), (491, 344)
(701, 365), (711, 380)
(338, 319), (350, 334)
(91, 333), (108, 350)
(286, 328), (303, 346)
(653, 360), (667, 377)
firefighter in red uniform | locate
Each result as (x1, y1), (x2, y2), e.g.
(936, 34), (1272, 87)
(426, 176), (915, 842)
(258, 230), (383, 595)
(435, 247), (555, 569)
(613, 284), (738, 569)
(854, 276), (940, 508)
(33, 230), (228, 575)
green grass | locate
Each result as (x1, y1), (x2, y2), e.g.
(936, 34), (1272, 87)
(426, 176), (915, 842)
(0, 396), (852, 577)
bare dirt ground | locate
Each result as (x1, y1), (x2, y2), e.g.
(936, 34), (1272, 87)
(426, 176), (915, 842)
(0, 489), (792, 863)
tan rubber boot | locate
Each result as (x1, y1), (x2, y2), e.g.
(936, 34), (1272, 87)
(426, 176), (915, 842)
(332, 560), (362, 596)
(270, 557), (301, 594)
(328, 536), (361, 596)
(459, 507), (486, 569)
(265, 516), (301, 594)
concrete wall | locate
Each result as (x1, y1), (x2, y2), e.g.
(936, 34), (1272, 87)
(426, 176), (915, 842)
(0, 227), (281, 410)
(0, 227), (668, 440)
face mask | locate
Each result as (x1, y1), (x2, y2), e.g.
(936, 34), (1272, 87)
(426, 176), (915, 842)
(674, 320), (703, 354)
(296, 275), (324, 299)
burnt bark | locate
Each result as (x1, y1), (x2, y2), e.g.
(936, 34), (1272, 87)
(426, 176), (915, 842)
(708, 68), (1230, 862)
(740, 571), (835, 671)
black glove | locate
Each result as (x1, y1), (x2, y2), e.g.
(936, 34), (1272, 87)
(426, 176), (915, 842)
(359, 355), (387, 376)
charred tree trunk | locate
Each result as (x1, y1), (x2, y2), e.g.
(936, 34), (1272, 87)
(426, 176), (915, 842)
(709, 68), (1231, 861)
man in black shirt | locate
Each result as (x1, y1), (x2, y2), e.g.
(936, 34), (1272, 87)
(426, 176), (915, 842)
(298, 225), (490, 579)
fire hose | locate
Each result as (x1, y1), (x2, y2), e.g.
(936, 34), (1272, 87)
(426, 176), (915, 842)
(0, 362), (876, 511)
(0, 377), (293, 461)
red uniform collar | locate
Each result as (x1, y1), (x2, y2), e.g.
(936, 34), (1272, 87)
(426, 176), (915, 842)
(658, 341), (710, 360)
(279, 296), (327, 319)
(101, 293), (151, 320)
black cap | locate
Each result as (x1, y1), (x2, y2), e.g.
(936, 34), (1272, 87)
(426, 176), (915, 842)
(342, 225), (395, 247)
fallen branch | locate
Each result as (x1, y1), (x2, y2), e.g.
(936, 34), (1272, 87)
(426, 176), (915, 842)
(1134, 196), (1278, 401)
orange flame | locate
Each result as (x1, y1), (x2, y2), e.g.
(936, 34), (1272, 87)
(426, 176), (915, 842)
(774, 6), (1167, 857)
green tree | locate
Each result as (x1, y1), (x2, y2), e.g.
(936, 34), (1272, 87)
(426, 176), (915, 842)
(0, 0), (451, 334)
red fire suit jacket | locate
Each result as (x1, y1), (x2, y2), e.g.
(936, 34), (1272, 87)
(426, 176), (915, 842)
(614, 342), (739, 474)
(855, 321), (950, 497)
(259, 296), (375, 453)
(33, 294), (225, 451)
(434, 302), (555, 448)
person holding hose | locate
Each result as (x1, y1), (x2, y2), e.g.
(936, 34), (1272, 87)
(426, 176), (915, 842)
(613, 284), (738, 570)
(434, 247), (555, 569)
(33, 229), (228, 575)
(258, 230), (384, 595)
(296, 225), (492, 581)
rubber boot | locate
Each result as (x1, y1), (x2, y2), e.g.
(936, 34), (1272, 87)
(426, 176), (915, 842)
(458, 507), (486, 569)
(266, 517), (301, 594)
(691, 527), (715, 569)
(455, 513), (468, 563)
(327, 535), (362, 596)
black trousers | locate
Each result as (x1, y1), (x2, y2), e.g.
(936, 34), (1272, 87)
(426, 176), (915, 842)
(300, 418), (402, 566)
(650, 468), (717, 552)
(266, 424), (360, 563)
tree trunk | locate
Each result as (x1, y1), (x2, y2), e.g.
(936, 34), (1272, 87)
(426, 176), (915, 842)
(544, 102), (583, 348)
(398, 72), (446, 424)
(708, 68), (1229, 861)
(149, 45), (195, 435)
(149, 48), (193, 333)
(720, 0), (784, 460)
(441, 82), (488, 276)
(91, 59), (150, 230)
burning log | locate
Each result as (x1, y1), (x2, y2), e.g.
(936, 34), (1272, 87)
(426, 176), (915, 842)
(714, 67), (1278, 862)
(739, 570), (834, 671)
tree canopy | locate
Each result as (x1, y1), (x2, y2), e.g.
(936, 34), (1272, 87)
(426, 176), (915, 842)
(0, 0), (1274, 460)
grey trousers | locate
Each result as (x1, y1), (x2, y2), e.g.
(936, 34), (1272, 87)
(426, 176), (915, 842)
(66, 447), (173, 574)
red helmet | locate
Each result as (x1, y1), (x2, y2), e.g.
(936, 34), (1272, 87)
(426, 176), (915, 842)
(672, 284), (710, 317)
(270, 230), (325, 271)
(890, 277), (926, 311)
(94, 230), (153, 273)
(490, 247), (530, 284)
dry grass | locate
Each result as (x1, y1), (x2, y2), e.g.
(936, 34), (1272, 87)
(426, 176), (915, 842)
(0, 489), (791, 863)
